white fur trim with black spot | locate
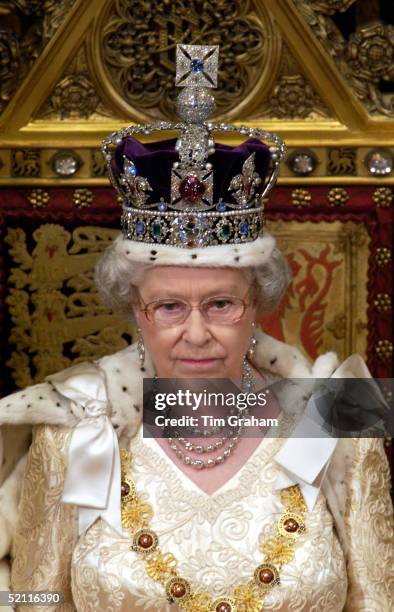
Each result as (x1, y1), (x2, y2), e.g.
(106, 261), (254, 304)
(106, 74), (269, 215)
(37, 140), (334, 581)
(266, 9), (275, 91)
(115, 232), (277, 267)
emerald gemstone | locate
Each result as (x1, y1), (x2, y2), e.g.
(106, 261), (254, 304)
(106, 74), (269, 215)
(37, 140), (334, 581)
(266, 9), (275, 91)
(152, 223), (161, 237)
(220, 224), (230, 237)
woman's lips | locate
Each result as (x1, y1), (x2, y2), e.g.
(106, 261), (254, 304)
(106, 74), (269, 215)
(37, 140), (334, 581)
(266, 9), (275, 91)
(178, 358), (219, 367)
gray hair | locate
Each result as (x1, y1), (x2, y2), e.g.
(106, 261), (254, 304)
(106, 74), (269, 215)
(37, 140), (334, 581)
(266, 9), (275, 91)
(94, 244), (292, 322)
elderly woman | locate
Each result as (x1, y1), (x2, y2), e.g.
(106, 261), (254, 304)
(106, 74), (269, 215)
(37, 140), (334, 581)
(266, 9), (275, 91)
(0, 45), (393, 612)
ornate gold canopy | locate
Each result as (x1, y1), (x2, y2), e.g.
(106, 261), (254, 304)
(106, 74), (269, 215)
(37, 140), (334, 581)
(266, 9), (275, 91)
(0, 0), (393, 184)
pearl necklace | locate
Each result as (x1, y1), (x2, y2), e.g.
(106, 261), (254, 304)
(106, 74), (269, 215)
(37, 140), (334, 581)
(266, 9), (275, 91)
(164, 357), (254, 470)
(120, 448), (307, 612)
(167, 433), (244, 469)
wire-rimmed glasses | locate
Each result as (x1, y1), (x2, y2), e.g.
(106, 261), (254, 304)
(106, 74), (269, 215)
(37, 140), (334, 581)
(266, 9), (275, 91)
(137, 286), (255, 327)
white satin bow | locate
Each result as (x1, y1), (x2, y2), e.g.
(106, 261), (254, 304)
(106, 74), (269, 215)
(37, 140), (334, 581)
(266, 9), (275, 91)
(273, 354), (376, 511)
(46, 362), (123, 537)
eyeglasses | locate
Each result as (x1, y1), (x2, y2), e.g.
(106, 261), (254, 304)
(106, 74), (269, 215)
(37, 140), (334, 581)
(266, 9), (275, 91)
(137, 285), (255, 327)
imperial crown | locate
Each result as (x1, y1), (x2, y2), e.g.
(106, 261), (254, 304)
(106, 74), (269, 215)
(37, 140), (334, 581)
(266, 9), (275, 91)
(102, 44), (286, 249)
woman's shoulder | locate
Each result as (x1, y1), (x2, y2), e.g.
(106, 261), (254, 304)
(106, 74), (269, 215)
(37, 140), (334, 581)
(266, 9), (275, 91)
(253, 329), (383, 380)
(0, 342), (144, 496)
(0, 341), (143, 434)
(254, 334), (391, 499)
(0, 380), (76, 429)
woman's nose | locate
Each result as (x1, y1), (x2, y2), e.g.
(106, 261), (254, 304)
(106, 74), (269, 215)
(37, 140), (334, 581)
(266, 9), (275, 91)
(182, 308), (211, 346)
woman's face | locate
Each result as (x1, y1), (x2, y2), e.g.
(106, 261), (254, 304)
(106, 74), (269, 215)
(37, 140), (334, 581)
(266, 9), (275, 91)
(133, 266), (257, 378)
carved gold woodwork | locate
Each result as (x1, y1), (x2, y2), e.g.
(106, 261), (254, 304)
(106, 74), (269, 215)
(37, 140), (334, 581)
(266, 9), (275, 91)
(5, 224), (134, 387)
(257, 41), (330, 120)
(12, 150), (41, 177)
(90, 0), (283, 122)
(37, 45), (112, 120)
(0, 0), (392, 152)
(310, 1), (357, 13)
(327, 148), (356, 176)
(0, 0), (77, 114)
(295, 2), (394, 116)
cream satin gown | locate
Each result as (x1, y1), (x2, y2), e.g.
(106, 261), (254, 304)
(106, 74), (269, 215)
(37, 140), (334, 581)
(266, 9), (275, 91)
(70, 425), (348, 611)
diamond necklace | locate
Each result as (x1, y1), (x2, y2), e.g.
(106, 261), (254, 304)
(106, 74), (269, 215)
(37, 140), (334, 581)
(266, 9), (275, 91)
(164, 357), (254, 470)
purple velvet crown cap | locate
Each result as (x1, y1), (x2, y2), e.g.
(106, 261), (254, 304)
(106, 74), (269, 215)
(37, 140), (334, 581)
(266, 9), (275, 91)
(113, 136), (271, 203)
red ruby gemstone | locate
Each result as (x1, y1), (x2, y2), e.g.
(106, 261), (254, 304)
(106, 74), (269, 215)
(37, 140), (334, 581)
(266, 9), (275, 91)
(259, 568), (274, 584)
(243, 178), (251, 194)
(179, 175), (205, 202)
(137, 533), (153, 549)
(284, 518), (299, 533)
(121, 482), (130, 496)
(170, 582), (186, 598)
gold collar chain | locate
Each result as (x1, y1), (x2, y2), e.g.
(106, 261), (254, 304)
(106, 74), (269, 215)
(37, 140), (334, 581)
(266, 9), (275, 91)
(120, 448), (307, 612)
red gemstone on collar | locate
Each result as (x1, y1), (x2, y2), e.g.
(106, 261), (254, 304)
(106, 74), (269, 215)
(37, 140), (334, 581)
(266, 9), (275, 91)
(137, 533), (154, 549)
(216, 603), (232, 612)
(283, 518), (299, 533)
(179, 175), (205, 202)
(259, 568), (274, 583)
(121, 482), (130, 497)
(170, 582), (187, 598)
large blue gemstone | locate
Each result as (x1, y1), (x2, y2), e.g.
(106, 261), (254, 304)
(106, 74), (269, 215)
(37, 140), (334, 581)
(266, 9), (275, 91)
(124, 159), (137, 177)
(136, 221), (145, 235)
(216, 200), (226, 212)
(240, 222), (249, 236)
(191, 59), (204, 73)
(179, 230), (188, 243)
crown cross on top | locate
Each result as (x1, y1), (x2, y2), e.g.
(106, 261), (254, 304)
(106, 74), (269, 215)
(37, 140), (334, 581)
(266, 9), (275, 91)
(175, 45), (219, 88)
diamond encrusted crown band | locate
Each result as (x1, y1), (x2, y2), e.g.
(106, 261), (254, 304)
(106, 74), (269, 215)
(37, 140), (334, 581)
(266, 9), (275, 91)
(101, 45), (286, 249)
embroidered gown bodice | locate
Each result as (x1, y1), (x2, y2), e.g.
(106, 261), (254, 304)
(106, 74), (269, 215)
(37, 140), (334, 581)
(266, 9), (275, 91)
(70, 426), (348, 611)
